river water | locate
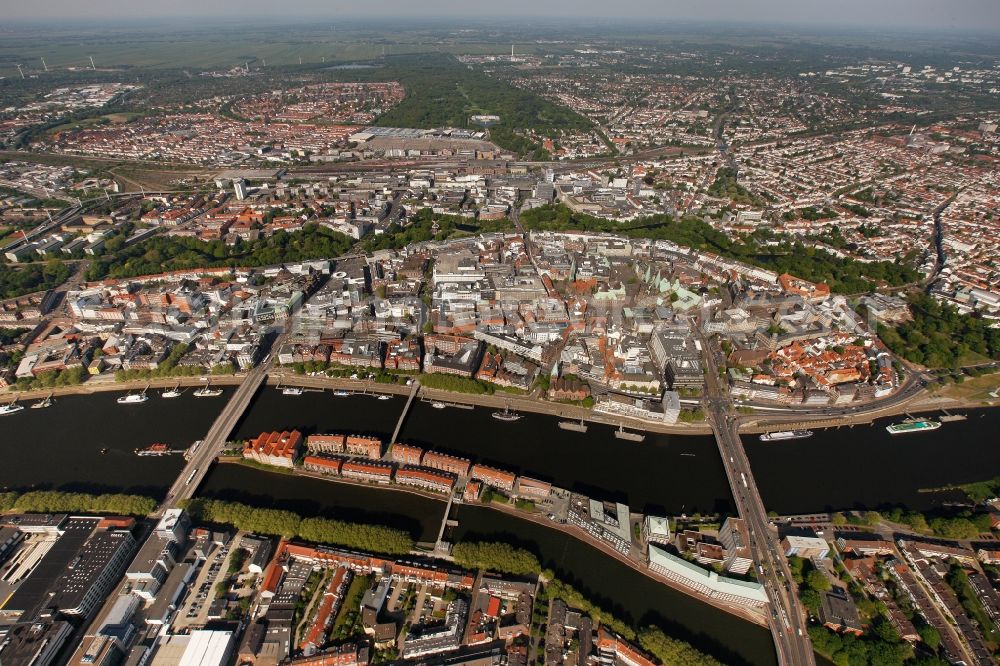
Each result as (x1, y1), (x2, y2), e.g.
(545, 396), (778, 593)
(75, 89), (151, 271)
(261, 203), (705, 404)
(5, 389), (995, 665)
(7, 388), (993, 513)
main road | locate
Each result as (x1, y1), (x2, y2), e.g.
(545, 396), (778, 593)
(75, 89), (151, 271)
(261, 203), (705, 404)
(699, 325), (817, 666)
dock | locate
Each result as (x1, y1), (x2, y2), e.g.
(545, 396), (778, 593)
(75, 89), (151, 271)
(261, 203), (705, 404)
(558, 419), (589, 433)
(420, 398), (474, 410)
(614, 425), (645, 442)
(939, 409), (967, 423)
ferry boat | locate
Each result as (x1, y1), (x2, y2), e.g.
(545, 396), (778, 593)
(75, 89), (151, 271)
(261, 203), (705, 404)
(0, 401), (24, 415)
(193, 386), (223, 398)
(30, 394), (54, 409)
(281, 387), (305, 396)
(886, 419), (942, 435)
(759, 430), (814, 442)
(136, 443), (170, 456)
(492, 406), (523, 422)
(117, 391), (148, 405)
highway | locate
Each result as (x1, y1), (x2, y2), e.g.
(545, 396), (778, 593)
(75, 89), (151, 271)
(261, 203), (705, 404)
(699, 324), (817, 666)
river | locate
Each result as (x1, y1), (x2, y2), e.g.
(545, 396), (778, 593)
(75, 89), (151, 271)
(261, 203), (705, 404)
(5, 390), (995, 665)
(5, 390), (998, 512)
(194, 462), (777, 666)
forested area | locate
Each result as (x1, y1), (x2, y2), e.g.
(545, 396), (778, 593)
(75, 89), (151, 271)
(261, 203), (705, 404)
(519, 205), (919, 293)
(0, 490), (156, 515)
(360, 209), (513, 253)
(184, 498), (414, 555)
(637, 627), (724, 666)
(354, 54), (592, 155)
(877, 292), (1000, 368)
(451, 541), (540, 575)
(0, 260), (69, 299)
(85, 223), (353, 280)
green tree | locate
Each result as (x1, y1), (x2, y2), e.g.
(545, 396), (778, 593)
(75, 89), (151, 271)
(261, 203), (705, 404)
(452, 541), (540, 575)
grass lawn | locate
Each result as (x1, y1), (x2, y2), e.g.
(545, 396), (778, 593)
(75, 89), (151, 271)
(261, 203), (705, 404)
(933, 373), (1000, 403)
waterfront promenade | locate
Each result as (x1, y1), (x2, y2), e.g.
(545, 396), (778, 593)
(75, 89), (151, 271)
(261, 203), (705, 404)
(0, 365), (955, 438)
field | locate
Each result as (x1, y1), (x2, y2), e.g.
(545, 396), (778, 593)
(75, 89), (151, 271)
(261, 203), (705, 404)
(932, 373), (1000, 405)
(0, 23), (541, 77)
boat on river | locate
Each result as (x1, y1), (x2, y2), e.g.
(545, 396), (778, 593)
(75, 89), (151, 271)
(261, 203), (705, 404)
(193, 381), (223, 397)
(886, 419), (941, 435)
(759, 430), (813, 442)
(0, 401), (24, 415)
(117, 389), (149, 405)
(492, 405), (523, 422)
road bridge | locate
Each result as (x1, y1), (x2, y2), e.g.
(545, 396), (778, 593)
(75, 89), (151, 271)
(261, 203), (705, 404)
(160, 364), (269, 512)
(699, 325), (816, 666)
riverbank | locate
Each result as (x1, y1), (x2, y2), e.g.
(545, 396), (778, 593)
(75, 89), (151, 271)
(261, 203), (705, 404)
(4, 368), (994, 437)
(0, 374), (243, 401)
(268, 370), (716, 435)
(213, 460), (767, 627)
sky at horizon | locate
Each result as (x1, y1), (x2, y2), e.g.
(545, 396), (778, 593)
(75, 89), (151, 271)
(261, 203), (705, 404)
(4, 0), (1000, 32)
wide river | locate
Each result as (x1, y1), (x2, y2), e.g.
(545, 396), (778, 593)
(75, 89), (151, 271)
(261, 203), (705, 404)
(5, 387), (995, 664)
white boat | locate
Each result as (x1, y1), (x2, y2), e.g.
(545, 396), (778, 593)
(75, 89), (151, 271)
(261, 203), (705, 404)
(193, 386), (223, 398)
(0, 402), (24, 415)
(377, 394), (392, 401)
(886, 419), (942, 435)
(759, 430), (813, 442)
(332, 390), (351, 397)
(162, 383), (183, 398)
(282, 387), (304, 396)
(117, 392), (148, 405)
(431, 401), (447, 409)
